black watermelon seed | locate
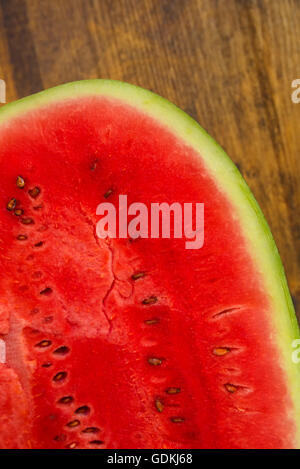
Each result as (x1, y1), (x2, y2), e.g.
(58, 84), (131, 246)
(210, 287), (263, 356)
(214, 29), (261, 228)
(155, 399), (164, 412)
(17, 234), (28, 241)
(75, 405), (90, 415)
(142, 296), (158, 305)
(16, 176), (25, 188)
(104, 188), (113, 198)
(53, 346), (70, 355)
(7, 198), (17, 211)
(82, 427), (99, 434)
(57, 396), (74, 405)
(35, 340), (52, 348)
(170, 417), (185, 423)
(42, 362), (52, 368)
(148, 357), (163, 366)
(28, 186), (41, 199)
(40, 287), (53, 296)
(14, 208), (23, 216)
(131, 272), (146, 281)
(166, 387), (181, 395)
(144, 318), (160, 325)
(66, 419), (80, 428)
(21, 217), (34, 225)
(53, 371), (67, 382)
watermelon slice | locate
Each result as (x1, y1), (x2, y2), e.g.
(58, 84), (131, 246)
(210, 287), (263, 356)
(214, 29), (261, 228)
(0, 80), (299, 449)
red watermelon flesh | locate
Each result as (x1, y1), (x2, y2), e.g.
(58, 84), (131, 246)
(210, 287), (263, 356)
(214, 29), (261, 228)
(0, 81), (299, 449)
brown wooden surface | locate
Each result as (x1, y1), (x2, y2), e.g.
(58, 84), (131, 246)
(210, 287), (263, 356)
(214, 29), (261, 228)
(0, 0), (299, 315)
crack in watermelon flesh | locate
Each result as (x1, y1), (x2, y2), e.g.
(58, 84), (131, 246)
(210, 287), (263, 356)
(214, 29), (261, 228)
(0, 85), (299, 449)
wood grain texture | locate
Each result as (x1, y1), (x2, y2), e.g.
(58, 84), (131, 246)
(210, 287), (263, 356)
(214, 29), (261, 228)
(0, 0), (299, 314)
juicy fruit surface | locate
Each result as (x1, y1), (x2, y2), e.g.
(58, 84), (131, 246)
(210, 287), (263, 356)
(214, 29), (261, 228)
(0, 95), (296, 449)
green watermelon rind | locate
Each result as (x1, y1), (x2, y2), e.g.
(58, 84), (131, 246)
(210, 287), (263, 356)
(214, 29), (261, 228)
(0, 79), (299, 441)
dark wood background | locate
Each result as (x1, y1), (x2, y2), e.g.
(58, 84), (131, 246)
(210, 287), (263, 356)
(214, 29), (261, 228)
(0, 0), (299, 315)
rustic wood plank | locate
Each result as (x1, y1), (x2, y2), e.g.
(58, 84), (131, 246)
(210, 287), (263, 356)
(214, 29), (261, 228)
(0, 0), (299, 313)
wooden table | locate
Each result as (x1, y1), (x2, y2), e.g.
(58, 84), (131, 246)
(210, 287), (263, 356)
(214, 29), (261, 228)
(0, 0), (299, 316)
